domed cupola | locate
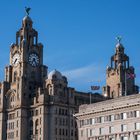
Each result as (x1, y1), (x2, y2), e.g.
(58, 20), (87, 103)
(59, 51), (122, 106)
(48, 69), (63, 80)
(22, 7), (33, 29)
(115, 37), (124, 54)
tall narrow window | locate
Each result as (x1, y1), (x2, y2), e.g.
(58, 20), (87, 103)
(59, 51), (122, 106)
(35, 119), (39, 134)
(14, 71), (17, 82)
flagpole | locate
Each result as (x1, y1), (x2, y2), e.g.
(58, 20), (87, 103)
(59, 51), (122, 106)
(90, 92), (91, 104)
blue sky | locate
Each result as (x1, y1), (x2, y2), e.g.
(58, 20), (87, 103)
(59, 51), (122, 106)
(0, 0), (140, 93)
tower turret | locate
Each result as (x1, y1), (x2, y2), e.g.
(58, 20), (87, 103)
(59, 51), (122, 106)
(103, 38), (139, 98)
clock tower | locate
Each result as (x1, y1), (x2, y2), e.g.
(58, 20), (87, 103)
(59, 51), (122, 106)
(0, 10), (47, 140)
(8, 14), (47, 105)
(103, 38), (139, 98)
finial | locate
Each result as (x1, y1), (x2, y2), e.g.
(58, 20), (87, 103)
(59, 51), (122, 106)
(25, 7), (31, 16)
(116, 36), (122, 44)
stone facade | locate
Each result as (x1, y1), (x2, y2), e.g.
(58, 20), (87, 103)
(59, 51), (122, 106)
(103, 42), (139, 98)
(75, 94), (140, 140)
(0, 13), (104, 140)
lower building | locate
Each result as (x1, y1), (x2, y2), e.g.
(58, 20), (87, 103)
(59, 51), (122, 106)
(75, 94), (140, 140)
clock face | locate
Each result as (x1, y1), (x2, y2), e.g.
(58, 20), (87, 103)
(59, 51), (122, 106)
(28, 53), (39, 67)
(12, 53), (20, 66)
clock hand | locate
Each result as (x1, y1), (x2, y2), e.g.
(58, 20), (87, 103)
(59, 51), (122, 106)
(14, 58), (17, 64)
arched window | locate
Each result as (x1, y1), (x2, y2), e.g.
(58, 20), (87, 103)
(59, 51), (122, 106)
(35, 119), (39, 126)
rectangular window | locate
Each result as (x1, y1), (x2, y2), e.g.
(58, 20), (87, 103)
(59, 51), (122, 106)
(99, 128), (104, 135)
(121, 124), (127, 132)
(101, 116), (104, 123)
(40, 128), (41, 134)
(109, 126), (114, 134)
(36, 110), (38, 115)
(109, 138), (115, 140)
(98, 117), (104, 123)
(135, 135), (140, 140)
(40, 108), (42, 114)
(121, 113), (127, 120)
(108, 115), (114, 122)
(134, 111), (140, 117)
(121, 136), (128, 140)
(17, 120), (19, 127)
(87, 129), (94, 137)
(89, 118), (92, 125)
(92, 118), (95, 125)
(135, 123), (140, 130)
(55, 128), (57, 135)
(81, 130), (83, 137)
(16, 130), (18, 137)
(111, 115), (114, 121)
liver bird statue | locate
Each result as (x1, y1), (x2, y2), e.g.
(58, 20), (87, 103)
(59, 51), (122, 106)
(25, 7), (31, 16)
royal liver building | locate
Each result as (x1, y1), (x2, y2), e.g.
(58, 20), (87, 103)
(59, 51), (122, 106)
(0, 10), (103, 140)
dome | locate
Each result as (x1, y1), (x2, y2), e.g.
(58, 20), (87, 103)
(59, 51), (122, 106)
(48, 70), (63, 80)
(115, 43), (124, 53)
(22, 16), (32, 23)
(116, 43), (124, 49)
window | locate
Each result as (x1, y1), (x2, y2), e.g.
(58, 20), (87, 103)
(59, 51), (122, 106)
(115, 114), (120, 120)
(87, 129), (95, 137)
(109, 138), (115, 140)
(13, 71), (17, 82)
(135, 135), (140, 140)
(40, 108), (42, 114)
(40, 128), (41, 135)
(121, 113), (127, 120)
(55, 118), (57, 125)
(109, 126), (114, 134)
(111, 115), (114, 121)
(55, 128), (57, 135)
(17, 111), (19, 117)
(121, 136), (128, 140)
(81, 130), (83, 137)
(135, 123), (140, 130)
(71, 119), (74, 127)
(71, 130), (73, 136)
(17, 120), (19, 127)
(35, 119), (39, 134)
(36, 110), (38, 115)
(59, 129), (61, 135)
(101, 116), (104, 123)
(66, 129), (68, 136)
(98, 117), (104, 123)
(16, 130), (18, 137)
(99, 128), (104, 135)
(121, 124), (127, 132)
(134, 111), (140, 117)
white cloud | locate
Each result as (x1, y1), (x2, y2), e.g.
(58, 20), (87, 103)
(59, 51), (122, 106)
(62, 63), (105, 85)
